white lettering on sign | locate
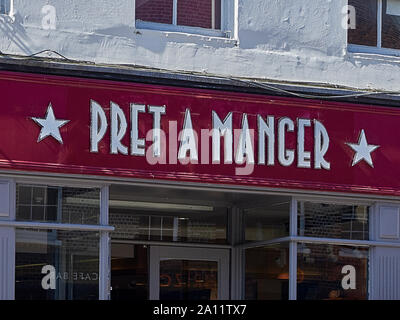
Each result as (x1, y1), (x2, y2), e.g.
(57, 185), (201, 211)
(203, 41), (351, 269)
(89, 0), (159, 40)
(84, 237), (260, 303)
(89, 100), (331, 170)
(111, 101), (128, 155)
(258, 115), (275, 166)
(178, 108), (198, 163)
(314, 120), (331, 170)
(130, 103), (146, 156)
(212, 111), (233, 164)
(235, 114), (255, 165)
(90, 100), (108, 153)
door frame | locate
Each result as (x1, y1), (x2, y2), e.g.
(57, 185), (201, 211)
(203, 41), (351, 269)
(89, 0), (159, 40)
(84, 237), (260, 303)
(149, 245), (230, 300)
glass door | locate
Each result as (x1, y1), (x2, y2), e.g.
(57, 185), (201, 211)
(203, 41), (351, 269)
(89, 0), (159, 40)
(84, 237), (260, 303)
(149, 246), (230, 300)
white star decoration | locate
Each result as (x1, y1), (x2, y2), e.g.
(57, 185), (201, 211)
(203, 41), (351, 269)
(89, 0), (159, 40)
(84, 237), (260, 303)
(346, 129), (379, 168)
(31, 103), (69, 144)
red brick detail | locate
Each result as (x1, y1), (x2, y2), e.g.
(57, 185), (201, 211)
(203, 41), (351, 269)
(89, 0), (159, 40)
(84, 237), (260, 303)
(177, 0), (212, 29)
(136, 0), (173, 24)
(135, 0), (221, 30)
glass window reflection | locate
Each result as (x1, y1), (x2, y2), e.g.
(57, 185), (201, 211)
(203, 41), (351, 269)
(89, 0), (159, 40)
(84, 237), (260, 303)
(298, 202), (369, 240)
(15, 229), (99, 300)
(297, 243), (368, 300)
(244, 197), (290, 242)
(245, 244), (289, 300)
(16, 185), (101, 225)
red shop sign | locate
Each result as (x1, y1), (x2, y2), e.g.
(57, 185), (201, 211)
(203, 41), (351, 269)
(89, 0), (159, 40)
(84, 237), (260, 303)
(0, 71), (399, 196)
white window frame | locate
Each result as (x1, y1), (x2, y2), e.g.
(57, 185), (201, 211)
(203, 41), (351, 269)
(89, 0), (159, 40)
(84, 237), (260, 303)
(348, 0), (400, 57)
(134, 0), (237, 39)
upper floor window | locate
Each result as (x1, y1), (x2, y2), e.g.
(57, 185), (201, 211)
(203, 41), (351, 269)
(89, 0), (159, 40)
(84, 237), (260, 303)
(348, 0), (400, 51)
(0, 0), (10, 15)
(135, 0), (231, 38)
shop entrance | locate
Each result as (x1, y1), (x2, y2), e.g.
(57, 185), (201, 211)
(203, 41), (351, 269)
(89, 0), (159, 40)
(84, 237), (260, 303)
(110, 243), (229, 300)
(149, 246), (229, 300)
(108, 184), (291, 300)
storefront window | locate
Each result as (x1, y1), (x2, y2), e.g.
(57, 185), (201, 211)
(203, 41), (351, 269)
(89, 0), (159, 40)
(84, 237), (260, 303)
(244, 196), (290, 242)
(348, 0), (400, 50)
(16, 185), (101, 225)
(297, 244), (368, 300)
(298, 202), (369, 240)
(111, 244), (148, 300)
(382, 0), (400, 49)
(15, 229), (99, 300)
(348, 0), (378, 47)
(110, 204), (227, 244)
(245, 243), (289, 300)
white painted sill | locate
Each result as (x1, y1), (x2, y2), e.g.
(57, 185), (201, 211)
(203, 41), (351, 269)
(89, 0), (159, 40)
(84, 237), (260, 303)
(0, 12), (15, 22)
(348, 44), (400, 60)
(135, 20), (238, 47)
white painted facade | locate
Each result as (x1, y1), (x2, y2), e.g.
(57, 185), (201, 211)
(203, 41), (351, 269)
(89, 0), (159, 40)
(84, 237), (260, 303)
(1, 0), (400, 301)
(1, 0), (400, 91)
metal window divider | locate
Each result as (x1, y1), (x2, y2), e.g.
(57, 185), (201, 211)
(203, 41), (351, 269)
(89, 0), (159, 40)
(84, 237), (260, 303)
(289, 197), (298, 300)
(99, 185), (111, 300)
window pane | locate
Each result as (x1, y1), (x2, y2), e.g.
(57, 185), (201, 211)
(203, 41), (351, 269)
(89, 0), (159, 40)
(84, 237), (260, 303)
(215, 0), (221, 29)
(298, 202), (369, 240)
(18, 186), (32, 205)
(136, 0), (173, 24)
(178, 0), (221, 29)
(348, 0), (378, 46)
(110, 206), (227, 244)
(111, 244), (148, 300)
(245, 244), (289, 300)
(15, 229), (99, 300)
(244, 196), (290, 242)
(382, 0), (400, 49)
(159, 260), (218, 300)
(16, 185), (101, 225)
(0, 0), (10, 15)
(62, 187), (100, 224)
(297, 244), (368, 300)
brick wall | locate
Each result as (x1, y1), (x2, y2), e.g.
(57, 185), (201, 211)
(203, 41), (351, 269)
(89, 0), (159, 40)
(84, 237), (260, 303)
(136, 0), (173, 24)
(177, 0), (212, 29)
(348, 0), (378, 46)
(136, 0), (221, 29)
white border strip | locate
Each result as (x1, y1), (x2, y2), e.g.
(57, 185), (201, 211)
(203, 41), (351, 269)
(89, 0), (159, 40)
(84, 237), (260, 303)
(99, 186), (110, 300)
(112, 239), (231, 249)
(238, 236), (400, 249)
(378, 0), (383, 48)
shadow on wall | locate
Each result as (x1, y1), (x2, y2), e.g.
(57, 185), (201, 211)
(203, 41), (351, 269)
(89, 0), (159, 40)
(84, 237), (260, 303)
(93, 25), (167, 55)
(238, 29), (273, 50)
(0, 13), (33, 55)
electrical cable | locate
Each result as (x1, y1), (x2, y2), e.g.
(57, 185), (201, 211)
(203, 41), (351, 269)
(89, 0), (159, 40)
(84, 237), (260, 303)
(26, 49), (75, 62)
(1, 49), (400, 100)
(229, 77), (400, 100)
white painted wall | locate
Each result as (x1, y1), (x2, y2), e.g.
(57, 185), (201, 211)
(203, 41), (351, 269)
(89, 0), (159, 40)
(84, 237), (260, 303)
(0, 180), (15, 300)
(0, 0), (400, 91)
